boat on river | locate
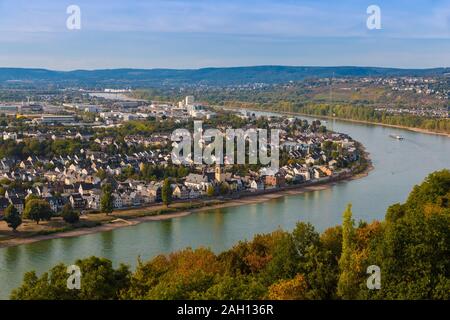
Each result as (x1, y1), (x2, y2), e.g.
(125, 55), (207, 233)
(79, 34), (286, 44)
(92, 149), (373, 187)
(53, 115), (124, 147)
(389, 134), (404, 140)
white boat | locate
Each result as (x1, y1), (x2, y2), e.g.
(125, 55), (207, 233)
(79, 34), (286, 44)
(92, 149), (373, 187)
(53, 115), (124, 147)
(389, 134), (404, 140)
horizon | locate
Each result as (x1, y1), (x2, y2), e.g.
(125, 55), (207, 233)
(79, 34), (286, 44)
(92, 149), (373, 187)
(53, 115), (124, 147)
(1, 65), (450, 73)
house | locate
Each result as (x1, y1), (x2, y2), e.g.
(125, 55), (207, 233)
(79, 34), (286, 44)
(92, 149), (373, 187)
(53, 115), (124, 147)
(64, 184), (76, 194)
(5, 188), (26, 199)
(78, 182), (98, 195)
(305, 156), (317, 165)
(313, 168), (322, 179)
(184, 173), (214, 192)
(319, 166), (333, 176)
(8, 196), (24, 215)
(172, 184), (189, 200)
(120, 193), (133, 207)
(112, 193), (123, 209)
(44, 196), (66, 213)
(294, 167), (311, 181)
(188, 188), (200, 199)
(0, 159), (16, 171)
(264, 174), (286, 188)
(129, 192), (141, 206)
(148, 183), (162, 202)
(84, 192), (101, 210)
(250, 179), (264, 191)
(328, 160), (338, 169)
(69, 193), (85, 210)
(0, 197), (10, 217)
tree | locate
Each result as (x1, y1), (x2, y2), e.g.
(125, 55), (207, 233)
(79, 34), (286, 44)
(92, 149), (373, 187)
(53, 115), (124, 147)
(194, 275), (265, 300)
(11, 257), (131, 300)
(123, 248), (221, 300)
(4, 204), (22, 231)
(23, 199), (52, 224)
(337, 203), (360, 299)
(161, 178), (172, 207)
(100, 183), (114, 215)
(96, 168), (107, 180)
(267, 274), (308, 300)
(262, 232), (299, 284)
(25, 194), (40, 205)
(371, 170), (450, 299)
(61, 203), (80, 224)
(219, 182), (230, 195)
(207, 186), (215, 197)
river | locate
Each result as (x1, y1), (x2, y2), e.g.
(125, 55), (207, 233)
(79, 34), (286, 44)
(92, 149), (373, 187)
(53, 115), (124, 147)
(1, 114), (449, 299)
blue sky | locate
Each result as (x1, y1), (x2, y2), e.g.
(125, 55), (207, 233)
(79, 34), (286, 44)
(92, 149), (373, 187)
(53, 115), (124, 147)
(0, 0), (449, 70)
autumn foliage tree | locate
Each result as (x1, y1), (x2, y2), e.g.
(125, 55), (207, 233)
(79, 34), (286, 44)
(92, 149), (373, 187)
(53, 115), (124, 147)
(267, 274), (308, 300)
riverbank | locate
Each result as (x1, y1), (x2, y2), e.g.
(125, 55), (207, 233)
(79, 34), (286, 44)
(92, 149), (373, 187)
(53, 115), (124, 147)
(294, 113), (450, 138)
(0, 161), (372, 249)
(222, 106), (450, 138)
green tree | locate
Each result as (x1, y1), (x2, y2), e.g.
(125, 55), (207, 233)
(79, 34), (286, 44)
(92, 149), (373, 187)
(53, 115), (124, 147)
(4, 204), (22, 231)
(11, 257), (131, 300)
(337, 204), (360, 299)
(219, 182), (230, 195)
(194, 275), (266, 300)
(23, 199), (52, 224)
(25, 194), (40, 205)
(372, 170), (450, 299)
(161, 178), (172, 207)
(100, 183), (114, 215)
(61, 203), (80, 224)
(96, 168), (107, 180)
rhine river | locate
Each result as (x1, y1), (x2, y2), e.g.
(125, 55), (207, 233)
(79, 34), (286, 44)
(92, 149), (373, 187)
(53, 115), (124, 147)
(1, 114), (449, 299)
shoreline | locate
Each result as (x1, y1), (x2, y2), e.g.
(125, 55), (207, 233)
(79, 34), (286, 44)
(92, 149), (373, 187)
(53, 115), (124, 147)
(0, 163), (373, 249)
(223, 106), (450, 138)
(293, 113), (450, 138)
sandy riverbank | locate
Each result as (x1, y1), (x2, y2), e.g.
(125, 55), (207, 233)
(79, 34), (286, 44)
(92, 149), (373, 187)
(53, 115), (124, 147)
(0, 163), (373, 249)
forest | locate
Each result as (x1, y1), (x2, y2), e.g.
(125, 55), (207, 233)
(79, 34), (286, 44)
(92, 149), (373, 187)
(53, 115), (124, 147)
(10, 169), (450, 300)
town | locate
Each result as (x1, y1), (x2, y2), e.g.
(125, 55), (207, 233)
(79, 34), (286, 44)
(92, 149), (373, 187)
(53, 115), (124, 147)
(0, 95), (366, 231)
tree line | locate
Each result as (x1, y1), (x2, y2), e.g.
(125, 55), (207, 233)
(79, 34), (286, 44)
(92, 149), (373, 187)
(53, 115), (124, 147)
(298, 104), (450, 134)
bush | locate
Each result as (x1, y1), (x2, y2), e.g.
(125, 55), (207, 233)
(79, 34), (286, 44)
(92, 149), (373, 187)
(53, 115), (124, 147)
(61, 204), (80, 224)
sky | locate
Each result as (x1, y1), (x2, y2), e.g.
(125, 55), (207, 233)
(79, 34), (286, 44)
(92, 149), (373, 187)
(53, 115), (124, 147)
(0, 0), (449, 70)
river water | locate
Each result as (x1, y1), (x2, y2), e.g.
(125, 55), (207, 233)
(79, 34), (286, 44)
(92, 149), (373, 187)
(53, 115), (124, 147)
(0, 115), (449, 299)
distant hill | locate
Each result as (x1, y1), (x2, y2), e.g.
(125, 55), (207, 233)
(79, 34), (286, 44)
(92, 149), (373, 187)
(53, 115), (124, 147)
(0, 66), (449, 87)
